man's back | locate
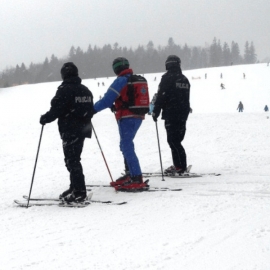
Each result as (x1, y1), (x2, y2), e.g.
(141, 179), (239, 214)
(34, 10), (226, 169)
(154, 68), (190, 121)
(48, 76), (93, 138)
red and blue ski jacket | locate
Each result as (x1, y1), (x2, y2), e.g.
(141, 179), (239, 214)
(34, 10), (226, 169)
(94, 69), (145, 121)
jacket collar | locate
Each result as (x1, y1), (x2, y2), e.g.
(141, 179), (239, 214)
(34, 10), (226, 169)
(118, 68), (133, 77)
(62, 76), (82, 85)
(167, 67), (182, 74)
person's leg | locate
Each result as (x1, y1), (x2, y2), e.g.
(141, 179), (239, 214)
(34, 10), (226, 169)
(165, 119), (187, 170)
(63, 136), (86, 191)
(123, 158), (129, 173)
(118, 118), (142, 176)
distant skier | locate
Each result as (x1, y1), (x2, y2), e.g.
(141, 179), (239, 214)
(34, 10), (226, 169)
(220, 73), (223, 79)
(98, 82), (100, 87)
(148, 93), (157, 115)
(237, 101), (244, 112)
(220, 83), (225, 89)
(243, 73), (246, 79)
(264, 105), (269, 112)
(205, 73), (207, 79)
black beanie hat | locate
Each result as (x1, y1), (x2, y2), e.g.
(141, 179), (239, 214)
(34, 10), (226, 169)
(61, 62), (78, 79)
(165, 55), (181, 70)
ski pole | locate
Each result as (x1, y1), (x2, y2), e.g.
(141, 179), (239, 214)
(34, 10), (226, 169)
(155, 121), (165, 181)
(27, 125), (44, 208)
(91, 123), (114, 182)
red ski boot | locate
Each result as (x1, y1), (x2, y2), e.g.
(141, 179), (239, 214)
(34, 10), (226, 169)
(110, 173), (131, 187)
(115, 175), (149, 192)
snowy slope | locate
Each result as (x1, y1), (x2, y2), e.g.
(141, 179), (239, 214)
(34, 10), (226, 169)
(1, 63), (270, 270)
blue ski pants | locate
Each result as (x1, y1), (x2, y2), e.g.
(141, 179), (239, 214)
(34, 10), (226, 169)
(118, 118), (142, 176)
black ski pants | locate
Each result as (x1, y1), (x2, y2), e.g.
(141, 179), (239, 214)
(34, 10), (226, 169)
(62, 136), (86, 191)
(164, 119), (187, 170)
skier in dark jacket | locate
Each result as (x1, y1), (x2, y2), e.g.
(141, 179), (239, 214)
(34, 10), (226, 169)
(152, 55), (190, 175)
(237, 101), (244, 112)
(264, 105), (269, 112)
(40, 62), (94, 203)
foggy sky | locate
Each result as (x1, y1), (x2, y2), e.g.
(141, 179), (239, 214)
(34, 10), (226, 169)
(1, 0), (270, 72)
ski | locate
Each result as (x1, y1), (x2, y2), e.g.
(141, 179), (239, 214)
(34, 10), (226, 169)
(141, 165), (220, 177)
(114, 188), (182, 192)
(14, 199), (90, 208)
(170, 174), (202, 178)
(22, 195), (127, 205)
(142, 172), (220, 177)
(172, 172), (221, 177)
(141, 173), (202, 178)
(85, 185), (182, 192)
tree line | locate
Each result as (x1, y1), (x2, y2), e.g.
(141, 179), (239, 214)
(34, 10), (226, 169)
(0, 37), (257, 88)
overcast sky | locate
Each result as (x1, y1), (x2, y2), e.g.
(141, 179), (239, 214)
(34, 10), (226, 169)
(1, 0), (269, 72)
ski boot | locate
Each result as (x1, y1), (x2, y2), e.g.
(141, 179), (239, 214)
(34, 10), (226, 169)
(110, 171), (131, 187)
(164, 165), (187, 176)
(59, 187), (73, 200)
(115, 175), (149, 192)
(64, 190), (87, 203)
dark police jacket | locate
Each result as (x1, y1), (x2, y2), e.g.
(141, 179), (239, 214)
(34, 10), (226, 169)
(153, 67), (190, 121)
(42, 76), (94, 139)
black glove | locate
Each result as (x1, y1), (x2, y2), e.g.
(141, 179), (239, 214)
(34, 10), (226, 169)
(152, 113), (158, 122)
(40, 115), (47, 125)
(110, 105), (116, 113)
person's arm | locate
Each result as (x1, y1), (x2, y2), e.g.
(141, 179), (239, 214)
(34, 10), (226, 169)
(40, 85), (70, 124)
(94, 76), (127, 113)
(152, 76), (168, 120)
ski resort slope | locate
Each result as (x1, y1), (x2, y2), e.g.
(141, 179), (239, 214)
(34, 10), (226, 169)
(1, 63), (270, 270)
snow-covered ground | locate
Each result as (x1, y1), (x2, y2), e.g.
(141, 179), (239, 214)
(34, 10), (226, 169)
(1, 63), (270, 270)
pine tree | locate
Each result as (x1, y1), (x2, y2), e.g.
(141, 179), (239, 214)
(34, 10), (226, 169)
(244, 41), (250, 63)
(222, 42), (231, 66)
(243, 41), (257, 64)
(181, 44), (191, 69)
(209, 38), (222, 67)
(190, 47), (200, 69)
(20, 63), (28, 84)
(231, 41), (241, 65)
(50, 54), (61, 81)
(249, 42), (257, 63)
